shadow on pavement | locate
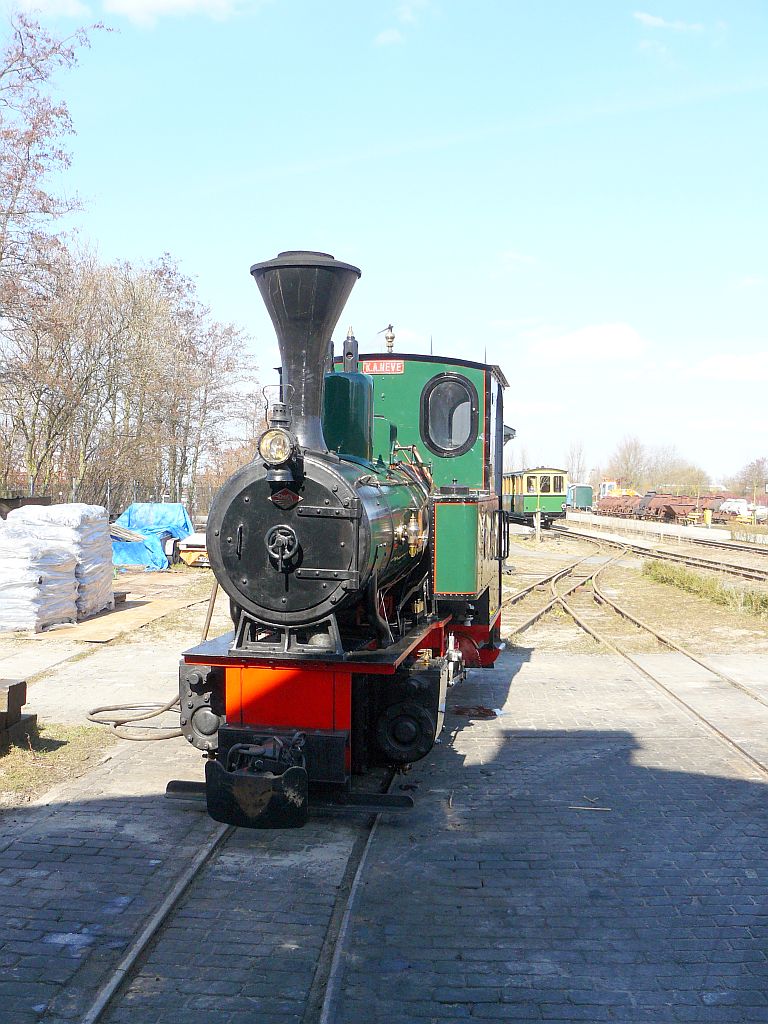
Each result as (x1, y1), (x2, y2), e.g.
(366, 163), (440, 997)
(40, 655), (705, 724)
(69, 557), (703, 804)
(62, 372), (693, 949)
(2, 644), (767, 1023)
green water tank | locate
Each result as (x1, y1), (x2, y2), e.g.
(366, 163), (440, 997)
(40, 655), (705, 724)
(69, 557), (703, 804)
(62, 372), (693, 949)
(323, 333), (373, 461)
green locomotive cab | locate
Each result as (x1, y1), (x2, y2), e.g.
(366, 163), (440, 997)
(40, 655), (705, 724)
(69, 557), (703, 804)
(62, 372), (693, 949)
(327, 351), (510, 667)
(502, 467), (568, 528)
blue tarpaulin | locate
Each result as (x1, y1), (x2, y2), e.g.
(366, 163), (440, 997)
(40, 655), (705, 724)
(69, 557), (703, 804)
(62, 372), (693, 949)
(111, 503), (193, 570)
(112, 535), (169, 570)
(115, 503), (193, 539)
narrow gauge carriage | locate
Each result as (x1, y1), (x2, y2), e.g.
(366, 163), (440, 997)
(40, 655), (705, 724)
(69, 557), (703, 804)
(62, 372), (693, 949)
(501, 467), (568, 528)
(175, 251), (511, 828)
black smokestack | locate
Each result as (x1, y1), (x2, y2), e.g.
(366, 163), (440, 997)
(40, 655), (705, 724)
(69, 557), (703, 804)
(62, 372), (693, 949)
(250, 250), (361, 451)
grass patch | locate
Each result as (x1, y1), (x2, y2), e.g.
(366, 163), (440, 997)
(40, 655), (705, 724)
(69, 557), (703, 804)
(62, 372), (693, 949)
(0, 723), (119, 806)
(642, 559), (768, 620)
(138, 596), (214, 640)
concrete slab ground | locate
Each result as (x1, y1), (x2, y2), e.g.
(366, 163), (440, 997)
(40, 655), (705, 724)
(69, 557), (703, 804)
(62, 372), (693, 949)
(0, 641), (84, 685)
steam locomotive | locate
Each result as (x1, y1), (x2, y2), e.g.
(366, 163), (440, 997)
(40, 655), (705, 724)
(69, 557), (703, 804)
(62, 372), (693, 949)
(175, 251), (509, 828)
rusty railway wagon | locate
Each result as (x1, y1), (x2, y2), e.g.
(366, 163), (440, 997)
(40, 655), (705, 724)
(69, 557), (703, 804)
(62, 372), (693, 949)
(596, 491), (732, 524)
(174, 251), (511, 828)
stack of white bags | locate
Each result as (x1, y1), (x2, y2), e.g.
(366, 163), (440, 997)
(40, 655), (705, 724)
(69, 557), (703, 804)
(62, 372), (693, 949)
(0, 532), (78, 632)
(0, 504), (114, 632)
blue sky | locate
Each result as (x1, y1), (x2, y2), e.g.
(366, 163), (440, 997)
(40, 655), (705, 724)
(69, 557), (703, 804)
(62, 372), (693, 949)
(11, 0), (768, 481)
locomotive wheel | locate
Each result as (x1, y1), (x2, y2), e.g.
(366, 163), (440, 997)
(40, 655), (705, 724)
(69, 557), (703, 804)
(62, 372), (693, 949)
(375, 702), (436, 764)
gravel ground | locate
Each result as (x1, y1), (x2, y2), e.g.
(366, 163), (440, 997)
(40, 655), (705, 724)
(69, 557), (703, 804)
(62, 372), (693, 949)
(502, 534), (768, 656)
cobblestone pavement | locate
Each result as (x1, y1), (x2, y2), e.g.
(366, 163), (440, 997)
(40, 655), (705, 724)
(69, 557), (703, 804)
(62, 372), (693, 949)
(335, 651), (768, 1023)
(0, 738), (219, 1024)
(2, 650), (768, 1023)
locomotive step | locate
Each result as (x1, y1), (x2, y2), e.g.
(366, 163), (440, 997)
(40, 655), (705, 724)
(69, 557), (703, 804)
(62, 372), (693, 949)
(165, 779), (414, 812)
(313, 790), (414, 812)
(164, 779), (207, 801)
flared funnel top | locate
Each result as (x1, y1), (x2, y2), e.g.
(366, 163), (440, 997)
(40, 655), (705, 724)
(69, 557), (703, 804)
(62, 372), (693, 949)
(250, 251), (361, 451)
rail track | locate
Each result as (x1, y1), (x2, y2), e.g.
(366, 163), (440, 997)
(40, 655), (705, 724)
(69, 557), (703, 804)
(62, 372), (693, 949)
(501, 543), (620, 634)
(554, 523), (768, 583)
(80, 781), (395, 1024)
(80, 821), (233, 1024)
(675, 534), (768, 558)
(503, 545), (768, 779)
(582, 519), (768, 557)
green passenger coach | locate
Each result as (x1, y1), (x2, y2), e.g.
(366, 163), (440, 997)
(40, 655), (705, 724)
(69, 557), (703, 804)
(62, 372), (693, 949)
(501, 466), (568, 528)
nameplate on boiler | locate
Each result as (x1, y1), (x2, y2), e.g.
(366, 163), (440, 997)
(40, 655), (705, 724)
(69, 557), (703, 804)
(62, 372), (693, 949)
(362, 359), (405, 374)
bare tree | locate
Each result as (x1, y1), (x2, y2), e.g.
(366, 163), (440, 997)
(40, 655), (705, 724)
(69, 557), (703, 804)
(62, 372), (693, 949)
(0, 16), (262, 513)
(0, 12), (99, 307)
(0, 11), (102, 495)
(193, 385), (265, 513)
(728, 457), (768, 499)
(605, 435), (647, 490)
(602, 438), (710, 494)
(565, 440), (586, 482)
(0, 249), (258, 510)
(136, 256), (257, 510)
(0, 406), (23, 491)
(645, 445), (709, 494)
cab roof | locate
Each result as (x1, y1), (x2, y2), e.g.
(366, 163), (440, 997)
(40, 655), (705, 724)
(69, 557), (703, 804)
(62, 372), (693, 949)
(338, 351), (509, 388)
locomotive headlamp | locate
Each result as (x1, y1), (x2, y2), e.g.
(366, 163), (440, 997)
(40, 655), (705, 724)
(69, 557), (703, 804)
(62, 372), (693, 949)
(259, 428), (294, 465)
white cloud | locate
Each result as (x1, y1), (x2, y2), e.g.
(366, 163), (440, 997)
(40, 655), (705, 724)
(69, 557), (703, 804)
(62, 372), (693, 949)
(638, 38), (670, 59)
(521, 323), (649, 363)
(102, 0), (256, 25)
(396, 0), (429, 24)
(374, 27), (403, 46)
(692, 352), (768, 383)
(735, 275), (765, 289)
(500, 248), (536, 268)
(633, 11), (704, 32)
(375, 1), (430, 46)
(512, 399), (564, 418)
(18, 0), (90, 15)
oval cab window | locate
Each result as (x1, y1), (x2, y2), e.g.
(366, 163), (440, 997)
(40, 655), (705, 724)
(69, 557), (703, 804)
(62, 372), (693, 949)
(420, 373), (478, 457)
